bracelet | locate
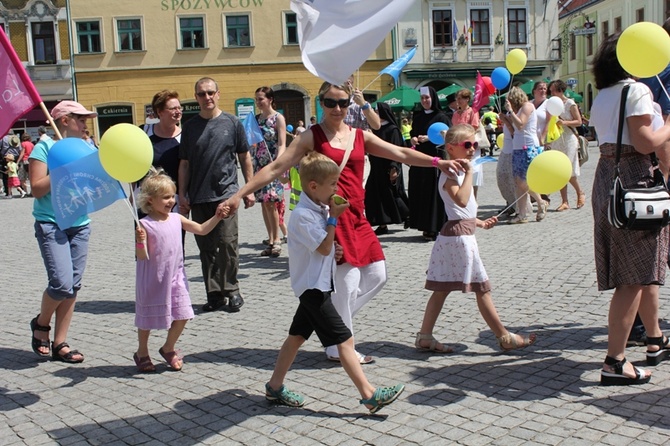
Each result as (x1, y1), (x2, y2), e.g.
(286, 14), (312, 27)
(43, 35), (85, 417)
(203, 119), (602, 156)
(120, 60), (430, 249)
(326, 217), (338, 227)
(361, 102), (371, 111)
(135, 242), (145, 248)
(432, 156), (440, 167)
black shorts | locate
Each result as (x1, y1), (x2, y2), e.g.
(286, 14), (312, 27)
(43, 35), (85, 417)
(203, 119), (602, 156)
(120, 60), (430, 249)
(288, 289), (352, 347)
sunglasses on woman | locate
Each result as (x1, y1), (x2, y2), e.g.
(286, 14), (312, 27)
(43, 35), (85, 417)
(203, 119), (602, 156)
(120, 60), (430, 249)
(322, 98), (350, 109)
(457, 141), (479, 149)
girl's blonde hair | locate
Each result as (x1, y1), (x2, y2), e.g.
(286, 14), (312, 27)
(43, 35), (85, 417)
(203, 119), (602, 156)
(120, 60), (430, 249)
(317, 81), (353, 100)
(442, 124), (476, 158)
(138, 167), (176, 214)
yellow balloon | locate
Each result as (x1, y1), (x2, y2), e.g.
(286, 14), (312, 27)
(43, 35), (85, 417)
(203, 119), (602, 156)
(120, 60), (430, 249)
(506, 49), (527, 75)
(527, 151), (572, 194)
(496, 133), (504, 149)
(617, 22), (670, 78)
(99, 123), (153, 183)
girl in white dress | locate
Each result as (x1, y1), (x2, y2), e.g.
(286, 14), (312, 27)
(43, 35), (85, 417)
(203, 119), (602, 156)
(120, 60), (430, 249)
(415, 124), (537, 353)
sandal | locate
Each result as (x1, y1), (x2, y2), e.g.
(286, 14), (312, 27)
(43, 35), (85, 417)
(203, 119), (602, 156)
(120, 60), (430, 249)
(556, 202), (570, 212)
(159, 347), (183, 371)
(496, 332), (537, 352)
(52, 342), (84, 363)
(133, 353), (156, 373)
(646, 336), (670, 366)
(327, 351), (376, 365)
(30, 315), (51, 357)
(601, 355), (651, 386)
(415, 333), (453, 353)
(261, 243), (281, 257)
(576, 193), (586, 209)
(359, 384), (405, 414)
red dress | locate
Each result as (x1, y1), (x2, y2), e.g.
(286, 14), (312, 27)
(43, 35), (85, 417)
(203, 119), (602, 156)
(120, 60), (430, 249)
(312, 125), (384, 267)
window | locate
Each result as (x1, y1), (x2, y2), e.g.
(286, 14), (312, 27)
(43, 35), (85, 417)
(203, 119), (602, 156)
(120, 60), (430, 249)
(284, 12), (298, 45)
(179, 17), (205, 49)
(508, 9), (527, 45)
(636, 8), (644, 22)
(76, 21), (102, 53)
(116, 18), (143, 51)
(586, 34), (593, 56)
(226, 15), (251, 47)
(569, 32), (576, 60)
(470, 9), (490, 46)
(31, 22), (56, 64)
(432, 10), (453, 47)
(614, 16), (622, 32)
(602, 20), (609, 39)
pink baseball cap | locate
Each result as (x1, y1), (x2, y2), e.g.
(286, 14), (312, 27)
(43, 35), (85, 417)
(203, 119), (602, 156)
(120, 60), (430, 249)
(50, 100), (98, 120)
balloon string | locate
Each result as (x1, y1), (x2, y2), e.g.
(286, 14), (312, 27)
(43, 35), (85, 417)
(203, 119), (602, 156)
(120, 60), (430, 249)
(657, 75), (670, 104)
(494, 192), (528, 218)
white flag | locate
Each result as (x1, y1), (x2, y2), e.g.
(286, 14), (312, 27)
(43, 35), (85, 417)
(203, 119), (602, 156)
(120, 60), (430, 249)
(290, 0), (414, 86)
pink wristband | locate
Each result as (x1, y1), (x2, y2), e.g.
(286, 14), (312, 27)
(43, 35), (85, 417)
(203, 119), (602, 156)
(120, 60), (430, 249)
(432, 156), (440, 167)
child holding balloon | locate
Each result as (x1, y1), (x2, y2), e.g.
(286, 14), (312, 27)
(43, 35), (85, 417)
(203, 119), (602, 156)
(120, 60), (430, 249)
(133, 168), (222, 372)
(415, 124), (537, 353)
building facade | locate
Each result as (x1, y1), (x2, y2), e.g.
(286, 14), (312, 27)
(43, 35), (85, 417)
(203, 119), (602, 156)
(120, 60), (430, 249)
(558, 0), (669, 114)
(68, 0), (394, 137)
(395, 0), (560, 98)
(1, 0), (72, 136)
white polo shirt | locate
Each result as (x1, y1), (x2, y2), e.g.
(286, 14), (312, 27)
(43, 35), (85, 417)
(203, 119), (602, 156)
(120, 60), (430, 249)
(287, 193), (336, 297)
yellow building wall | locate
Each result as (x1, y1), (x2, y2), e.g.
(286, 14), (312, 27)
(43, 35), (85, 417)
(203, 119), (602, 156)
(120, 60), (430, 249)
(76, 60), (390, 127)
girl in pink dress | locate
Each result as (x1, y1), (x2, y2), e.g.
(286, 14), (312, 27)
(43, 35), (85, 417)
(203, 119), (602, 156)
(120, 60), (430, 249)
(134, 168), (222, 373)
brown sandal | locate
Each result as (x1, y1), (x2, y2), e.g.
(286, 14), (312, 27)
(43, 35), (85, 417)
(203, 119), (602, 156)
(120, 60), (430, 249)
(159, 347), (183, 371)
(133, 353), (156, 373)
(576, 194), (586, 209)
(261, 243), (281, 257)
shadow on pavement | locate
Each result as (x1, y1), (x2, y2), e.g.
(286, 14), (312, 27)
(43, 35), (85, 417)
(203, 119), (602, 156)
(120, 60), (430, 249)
(46, 389), (386, 444)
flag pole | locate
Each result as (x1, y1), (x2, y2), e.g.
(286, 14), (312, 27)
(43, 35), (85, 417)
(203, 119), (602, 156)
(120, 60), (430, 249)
(361, 73), (384, 92)
(39, 102), (63, 140)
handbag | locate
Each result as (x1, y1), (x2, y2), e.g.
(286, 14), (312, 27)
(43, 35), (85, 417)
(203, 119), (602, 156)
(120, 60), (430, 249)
(607, 84), (670, 230)
(577, 135), (589, 165)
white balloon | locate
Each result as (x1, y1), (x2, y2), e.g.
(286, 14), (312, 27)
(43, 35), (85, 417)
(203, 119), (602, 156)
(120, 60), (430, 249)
(546, 96), (564, 117)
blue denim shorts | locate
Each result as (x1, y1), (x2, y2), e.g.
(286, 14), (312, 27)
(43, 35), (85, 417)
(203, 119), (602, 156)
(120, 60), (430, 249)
(34, 221), (91, 300)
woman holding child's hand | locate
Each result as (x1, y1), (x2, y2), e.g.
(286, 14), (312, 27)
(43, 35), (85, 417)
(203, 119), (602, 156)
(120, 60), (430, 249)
(220, 81), (464, 365)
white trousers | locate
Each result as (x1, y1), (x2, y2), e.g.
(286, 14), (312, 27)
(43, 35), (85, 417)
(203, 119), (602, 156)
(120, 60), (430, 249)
(324, 260), (387, 358)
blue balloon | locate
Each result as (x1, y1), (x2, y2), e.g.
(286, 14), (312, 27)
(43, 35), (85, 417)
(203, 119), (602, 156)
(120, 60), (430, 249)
(491, 67), (511, 90)
(287, 124), (294, 133)
(47, 138), (95, 170)
(427, 122), (449, 145)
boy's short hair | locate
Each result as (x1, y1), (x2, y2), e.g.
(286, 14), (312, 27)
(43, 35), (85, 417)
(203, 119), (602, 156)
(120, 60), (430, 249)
(138, 167), (176, 214)
(299, 151), (339, 185)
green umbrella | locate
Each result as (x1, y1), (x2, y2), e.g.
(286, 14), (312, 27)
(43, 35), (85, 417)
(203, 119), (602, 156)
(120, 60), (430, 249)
(373, 86), (421, 112)
(437, 84), (463, 105)
(565, 88), (583, 103)
(518, 80), (535, 95)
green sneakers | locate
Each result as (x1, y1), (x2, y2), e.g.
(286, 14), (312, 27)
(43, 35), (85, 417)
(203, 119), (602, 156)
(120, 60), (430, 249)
(359, 384), (405, 414)
(265, 383), (305, 407)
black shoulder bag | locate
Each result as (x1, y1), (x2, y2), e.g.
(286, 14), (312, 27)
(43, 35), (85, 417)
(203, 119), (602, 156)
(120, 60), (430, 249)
(607, 84), (670, 230)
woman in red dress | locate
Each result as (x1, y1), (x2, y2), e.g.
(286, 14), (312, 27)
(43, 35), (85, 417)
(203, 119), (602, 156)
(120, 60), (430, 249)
(221, 82), (465, 363)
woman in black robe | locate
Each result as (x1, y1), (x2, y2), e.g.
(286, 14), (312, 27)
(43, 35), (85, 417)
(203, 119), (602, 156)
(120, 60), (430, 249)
(365, 102), (410, 235)
(408, 86), (451, 240)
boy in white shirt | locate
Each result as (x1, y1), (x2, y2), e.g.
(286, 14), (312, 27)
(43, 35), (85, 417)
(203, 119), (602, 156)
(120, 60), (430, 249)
(264, 151), (404, 414)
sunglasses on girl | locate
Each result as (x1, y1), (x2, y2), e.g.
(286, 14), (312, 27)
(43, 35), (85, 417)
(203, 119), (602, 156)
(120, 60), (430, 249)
(457, 141), (479, 149)
(322, 98), (350, 108)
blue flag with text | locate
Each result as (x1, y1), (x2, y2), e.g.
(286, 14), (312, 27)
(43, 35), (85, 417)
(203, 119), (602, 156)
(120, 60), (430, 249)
(50, 151), (126, 230)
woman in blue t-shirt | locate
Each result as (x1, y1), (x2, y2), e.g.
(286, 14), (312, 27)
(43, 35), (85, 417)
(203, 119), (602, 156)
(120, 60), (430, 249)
(29, 100), (98, 364)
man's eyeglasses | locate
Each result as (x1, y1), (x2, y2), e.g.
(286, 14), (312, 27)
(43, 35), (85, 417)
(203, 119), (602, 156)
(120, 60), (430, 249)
(166, 106), (183, 112)
(196, 90), (218, 98)
(322, 98), (350, 109)
(457, 141), (479, 149)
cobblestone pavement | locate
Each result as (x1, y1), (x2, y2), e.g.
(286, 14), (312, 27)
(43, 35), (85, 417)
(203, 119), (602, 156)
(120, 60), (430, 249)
(3, 144), (670, 445)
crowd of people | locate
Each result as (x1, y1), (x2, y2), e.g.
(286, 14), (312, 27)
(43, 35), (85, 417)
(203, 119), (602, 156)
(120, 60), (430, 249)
(24, 31), (670, 418)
